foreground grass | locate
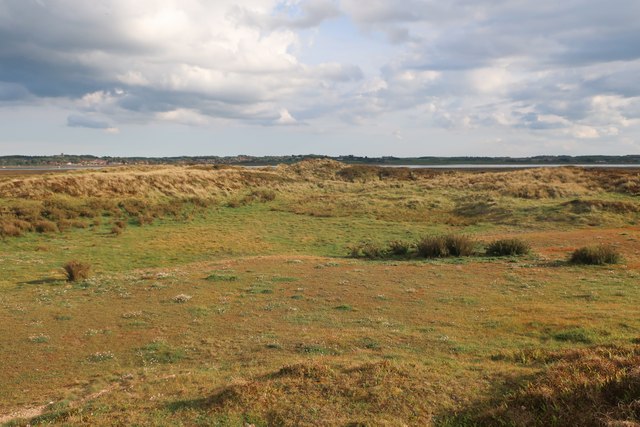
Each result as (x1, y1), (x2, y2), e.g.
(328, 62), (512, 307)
(1, 163), (639, 425)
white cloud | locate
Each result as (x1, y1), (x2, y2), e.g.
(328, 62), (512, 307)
(0, 0), (639, 155)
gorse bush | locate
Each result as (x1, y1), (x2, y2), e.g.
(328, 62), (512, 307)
(485, 238), (531, 256)
(570, 245), (621, 265)
(63, 260), (91, 282)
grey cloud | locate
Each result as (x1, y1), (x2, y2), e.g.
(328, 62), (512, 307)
(232, 0), (340, 30)
(0, 81), (30, 100)
(67, 114), (113, 129)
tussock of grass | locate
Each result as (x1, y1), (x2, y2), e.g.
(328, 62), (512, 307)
(348, 242), (386, 259)
(34, 220), (58, 233)
(417, 234), (475, 258)
(388, 240), (412, 256)
(63, 260), (91, 282)
(445, 346), (640, 427)
(570, 245), (622, 265)
(485, 238), (531, 256)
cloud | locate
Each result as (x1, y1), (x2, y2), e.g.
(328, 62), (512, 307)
(0, 82), (30, 101)
(0, 0), (639, 155)
(67, 114), (118, 133)
(233, 0), (340, 29)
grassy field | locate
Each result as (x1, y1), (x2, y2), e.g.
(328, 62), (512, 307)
(1, 161), (639, 426)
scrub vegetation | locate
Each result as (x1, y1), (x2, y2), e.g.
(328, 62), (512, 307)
(0, 161), (639, 426)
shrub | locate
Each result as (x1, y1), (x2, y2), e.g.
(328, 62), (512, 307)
(348, 242), (385, 259)
(485, 238), (531, 256)
(0, 221), (23, 238)
(63, 260), (91, 282)
(388, 240), (411, 256)
(570, 245), (621, 265)
(416, 235), (449, 258)
(416, 234), (476, 258)
(34, 220), (59, 233)
(445, 234), (475, 256)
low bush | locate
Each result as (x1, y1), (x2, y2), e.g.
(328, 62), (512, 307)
(485, 238), (531, 256)
(348, 242), (386, 259)
(569, 245), (621, 265)
(387, 240), (411, 256)
(445, 234), (475, 256)
(416, 234), (475, 258)
(416, 235), (449, 258)
(0, 221), (23, 238)
(34, 220), (59, 233)
(63, 260), (91, 282)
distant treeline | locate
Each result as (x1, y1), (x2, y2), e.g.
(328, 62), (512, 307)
(1, 154), (639, 166)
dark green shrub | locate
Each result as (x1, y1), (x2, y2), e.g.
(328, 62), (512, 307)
(486, 238), (531, 256)
(63, 260), (91, 282)
(570, 245), (621, 265)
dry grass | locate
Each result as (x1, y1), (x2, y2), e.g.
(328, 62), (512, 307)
(186, 361), (434, 426)
(448, 346), (640, 427)
(570, 245), (622, 265)
(62, 261), (91, 282)
(485, 238), (531, 256)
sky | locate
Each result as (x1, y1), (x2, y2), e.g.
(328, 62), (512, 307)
(0, 0), (639, 157)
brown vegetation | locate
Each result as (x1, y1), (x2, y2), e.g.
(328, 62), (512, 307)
(450, 346), (640, 427)
(570, 245), (622, 265)
(191, 361), (433, 426)
(63, 261), (91, 282)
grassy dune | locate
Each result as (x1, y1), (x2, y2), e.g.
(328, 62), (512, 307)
(1, 161), (639, 426)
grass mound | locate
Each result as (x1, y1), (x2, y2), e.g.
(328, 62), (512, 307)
(169, 361), (433, 426)
(443, 346), (640, 427)
(63, 260), (91, 282)
(485, 238), (531, 256)
(570, 244), (622, 265)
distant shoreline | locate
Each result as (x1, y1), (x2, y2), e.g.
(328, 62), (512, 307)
(2, 163), (640, 172)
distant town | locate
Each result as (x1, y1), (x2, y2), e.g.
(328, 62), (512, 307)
(1, 154), (640, 167)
